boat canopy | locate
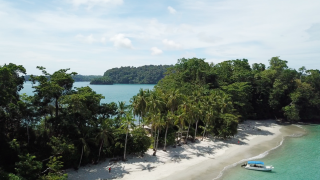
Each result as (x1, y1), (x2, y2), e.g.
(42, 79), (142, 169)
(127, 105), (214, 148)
(247, 161), (264, 165)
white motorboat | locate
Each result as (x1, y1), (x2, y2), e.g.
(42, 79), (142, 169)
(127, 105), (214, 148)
(242, 161), (274, 171)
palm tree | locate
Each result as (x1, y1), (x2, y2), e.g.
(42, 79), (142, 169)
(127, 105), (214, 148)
(76, 128), (93, 169)
(185, 97), (195, 144)
(163, 110), (175, 151)
(120, 113), (135, 161)
(135, 88), (148, 126)
(166, 89), (182, 147)
(146, 90), (164, 155)
(117, 101), (128, 118)
(96, 119), (114, 162)
(190, 89), (202, 142)
(152, 112), (165, 156)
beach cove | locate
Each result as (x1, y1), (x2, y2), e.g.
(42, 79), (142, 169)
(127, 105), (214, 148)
(67, 120), (306, 180)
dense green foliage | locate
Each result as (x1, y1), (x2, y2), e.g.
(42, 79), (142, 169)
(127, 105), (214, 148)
(103, 65), (173, 84)
(1, 57), (319, 179)
(90, 77), (113, 85)
(0, 65), (151, 180)
(211, 57), (320, 120)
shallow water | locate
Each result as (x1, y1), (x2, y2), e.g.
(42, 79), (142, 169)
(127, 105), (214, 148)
(221, 125), (320, 180)
(20, 81), (155, 104)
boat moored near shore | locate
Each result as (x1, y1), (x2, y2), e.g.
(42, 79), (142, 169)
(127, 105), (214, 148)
(242, 161), (274, 171)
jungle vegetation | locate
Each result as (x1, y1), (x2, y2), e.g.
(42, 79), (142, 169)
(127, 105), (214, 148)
(1, 57), (319, 179)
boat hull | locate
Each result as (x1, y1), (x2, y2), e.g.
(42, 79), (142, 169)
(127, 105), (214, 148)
(245, 166), (274, 171)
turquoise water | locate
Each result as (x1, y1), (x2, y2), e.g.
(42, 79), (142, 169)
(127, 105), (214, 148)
(20, 81), (155, 104)
(222, 125), (320, 180)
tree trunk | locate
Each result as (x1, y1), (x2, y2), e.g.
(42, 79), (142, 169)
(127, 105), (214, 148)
(154, 128), (160, 156)
(194, 120), (199, 142)
(78, 146), (84, 168)
(124, 128), (128, 161)
(163, 123), (168, 151)
(179, 124), (183, 145)
(153, 127), (157, 150)
(98, 140), (103, 162)
(186, 122), (191, 144)
(202, 123), (207, 141)
(174, 132), (178, 147)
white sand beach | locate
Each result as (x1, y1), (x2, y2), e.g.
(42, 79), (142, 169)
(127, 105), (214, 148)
(67, 120), (303, 180)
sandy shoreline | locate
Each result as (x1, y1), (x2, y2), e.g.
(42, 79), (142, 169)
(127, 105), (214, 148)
(67, 120), (305, 180)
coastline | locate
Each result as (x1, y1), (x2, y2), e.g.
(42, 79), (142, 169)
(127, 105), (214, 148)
(67, 120), (305, 180)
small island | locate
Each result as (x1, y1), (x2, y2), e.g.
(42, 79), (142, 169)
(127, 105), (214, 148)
(90, 77), (114, 85)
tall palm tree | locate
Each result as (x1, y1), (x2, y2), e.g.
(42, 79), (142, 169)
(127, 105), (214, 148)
(193, 92), (203, 142)
(166, 89), (182, 147)
(76, 128), (93, 169)
(120, 113), (135, 161)
(152, 112), (164, 156)
(146, 90), (164, 154)
(96, 119), (114, 162)
(185, 96), (195, 144)
(163, 110), (175, 151)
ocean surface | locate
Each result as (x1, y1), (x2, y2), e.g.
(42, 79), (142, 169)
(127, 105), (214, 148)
(20, 81), (155, 104)
(221, 125), (320, 180)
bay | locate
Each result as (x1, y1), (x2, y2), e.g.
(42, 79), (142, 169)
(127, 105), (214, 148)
(20, 81), (156, 104)
(221, 125), (320, 180)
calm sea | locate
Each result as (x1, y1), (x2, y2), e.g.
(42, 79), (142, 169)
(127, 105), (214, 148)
(20, 81), (155, 104)
(221, 125), (320, 180)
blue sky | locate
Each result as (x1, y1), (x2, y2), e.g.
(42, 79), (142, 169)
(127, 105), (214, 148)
(1, 0), (320, 75)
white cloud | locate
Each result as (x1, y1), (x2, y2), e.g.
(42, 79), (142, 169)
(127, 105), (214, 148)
(110, 34), (133, 49)
(75, 34), (96, 44)
(151, 47), (163, 55)
(167, 6), (177, 14)
(70, 0), (123, 8)
(197, 32), (222, 43)
(162, 39), (181, 49)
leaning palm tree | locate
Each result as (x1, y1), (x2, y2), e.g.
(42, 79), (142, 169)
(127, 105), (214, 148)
(120, 113), (135, 161)
(96, 119), (114, 162)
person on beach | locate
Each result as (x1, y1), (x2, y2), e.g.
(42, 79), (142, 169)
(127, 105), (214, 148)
(109, 167), (111, 173)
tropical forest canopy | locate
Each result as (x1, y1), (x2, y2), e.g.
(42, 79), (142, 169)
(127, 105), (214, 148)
(103, 65), (173, 84)
(1, 57), (319, 179)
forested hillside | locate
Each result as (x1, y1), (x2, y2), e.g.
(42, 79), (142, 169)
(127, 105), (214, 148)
(103, 65), (173, 84)
(1, 58), (319, 179)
